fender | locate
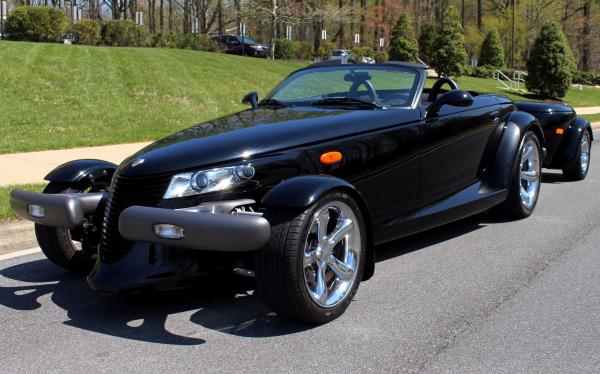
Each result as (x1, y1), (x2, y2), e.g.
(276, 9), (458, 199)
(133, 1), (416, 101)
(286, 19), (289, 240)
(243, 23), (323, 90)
(261, 175), (375, 280)
(550, 117), (593, 168)
(483, 111), (543, 190)
(44, 159), (117, 184)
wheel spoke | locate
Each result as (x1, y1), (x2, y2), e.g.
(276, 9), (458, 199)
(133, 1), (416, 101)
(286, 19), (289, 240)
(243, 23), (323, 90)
(316, 211), (330, 247)
(521, 170), (538, 182)
(314, 263), (328, 302)
(522, 145), (535, 159)
(327, 255), (353, 281)
(327, 218), (354, 247)
(303, 250), (318, 268)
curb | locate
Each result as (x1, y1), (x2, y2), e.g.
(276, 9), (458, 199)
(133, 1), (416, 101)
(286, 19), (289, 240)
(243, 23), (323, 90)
(0, 220), (37, 257)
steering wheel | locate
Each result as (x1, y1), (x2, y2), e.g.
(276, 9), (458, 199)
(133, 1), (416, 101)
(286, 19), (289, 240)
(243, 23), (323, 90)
(428, 77), (459, 102)
(349, 80), (378, 103)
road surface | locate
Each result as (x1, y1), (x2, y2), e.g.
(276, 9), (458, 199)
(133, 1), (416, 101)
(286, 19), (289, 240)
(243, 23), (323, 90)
(1, 140), (599, 373)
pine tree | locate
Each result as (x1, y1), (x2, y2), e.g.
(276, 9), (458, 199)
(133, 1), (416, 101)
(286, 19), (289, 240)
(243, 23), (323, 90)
(478, 28), (504, 69)
(418, 22), (435, 64)
(388, 14), (418, 62)
(526, 21), (575, 98)
(431, 6), (467, 77)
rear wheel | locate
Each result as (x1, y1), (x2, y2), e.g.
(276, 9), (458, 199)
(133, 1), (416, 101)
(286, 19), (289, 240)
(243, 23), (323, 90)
(34, 180), (108, 274)
(562, 131), (591, 181)
(256, 191), (366, 323)
(498, 131), (542, 219)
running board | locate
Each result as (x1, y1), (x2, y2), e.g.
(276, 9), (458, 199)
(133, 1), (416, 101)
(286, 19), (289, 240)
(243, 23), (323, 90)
(375, 182), (507, 244)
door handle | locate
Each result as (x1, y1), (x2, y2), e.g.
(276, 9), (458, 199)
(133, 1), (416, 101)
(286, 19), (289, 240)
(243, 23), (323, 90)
(490, 111), (500, 123)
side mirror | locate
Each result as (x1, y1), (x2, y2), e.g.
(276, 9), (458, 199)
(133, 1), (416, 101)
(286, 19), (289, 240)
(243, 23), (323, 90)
(242, 92), (259, 109)
(427, 90), (473, 117)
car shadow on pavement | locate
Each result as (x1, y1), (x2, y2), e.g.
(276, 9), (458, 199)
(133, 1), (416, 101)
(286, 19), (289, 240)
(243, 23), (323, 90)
(541, 171), (568, 184)
(0, 210), (520, 345)
(0, 259), (313, 345)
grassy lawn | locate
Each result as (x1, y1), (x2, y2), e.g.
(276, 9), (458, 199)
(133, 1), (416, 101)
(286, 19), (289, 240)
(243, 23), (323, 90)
(425, 76), (600, 107)
(0, 41), (307, 154)
(0, 184), (45, 222)
(583, 113), (600, 123)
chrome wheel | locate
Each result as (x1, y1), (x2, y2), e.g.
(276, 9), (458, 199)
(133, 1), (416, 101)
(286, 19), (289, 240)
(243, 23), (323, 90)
(580, 132), (590, 175)
(519, 138), (541, 210)
(303, 201), (361, 308)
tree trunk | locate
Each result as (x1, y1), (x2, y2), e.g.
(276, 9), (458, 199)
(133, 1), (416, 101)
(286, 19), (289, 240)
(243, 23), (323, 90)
(461, 0), (465, 29)
(183, 0), (189, 34)
(477, 0), (482, 30)
(217, 0), (224, 35)
(159, 0), (164, 33)
(270, 0), (278, 59)
(359, 0), (366, 46)
(168, 0), (173, 32)
(337, 0), (344, 48)
(579, 0), (591, 71)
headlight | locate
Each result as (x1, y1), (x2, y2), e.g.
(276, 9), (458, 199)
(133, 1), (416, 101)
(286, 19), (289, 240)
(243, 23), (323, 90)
(163, 164), (255, 199)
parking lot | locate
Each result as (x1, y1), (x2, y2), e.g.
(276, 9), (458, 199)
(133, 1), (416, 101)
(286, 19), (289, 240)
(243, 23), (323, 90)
(1, 140), (599, 373)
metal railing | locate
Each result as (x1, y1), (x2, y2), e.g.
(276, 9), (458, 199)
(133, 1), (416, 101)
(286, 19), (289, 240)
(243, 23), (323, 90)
(493, 70), (528, 92)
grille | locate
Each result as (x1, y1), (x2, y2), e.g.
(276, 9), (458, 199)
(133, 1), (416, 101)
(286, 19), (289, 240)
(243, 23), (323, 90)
(99, 172), (172, 263)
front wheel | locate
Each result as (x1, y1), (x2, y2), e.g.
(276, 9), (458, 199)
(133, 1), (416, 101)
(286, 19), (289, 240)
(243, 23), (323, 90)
(563, 130), (591, 181)
(34, 180), (108, 274)
(256, 191), (366, 323)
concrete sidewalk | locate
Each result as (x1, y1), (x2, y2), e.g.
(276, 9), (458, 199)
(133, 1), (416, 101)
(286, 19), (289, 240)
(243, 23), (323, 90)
(0, 142), (150, 185)
(575, 106), (600, 115)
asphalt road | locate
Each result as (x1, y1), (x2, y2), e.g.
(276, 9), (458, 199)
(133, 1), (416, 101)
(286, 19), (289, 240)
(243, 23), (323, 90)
(1, 140), (599, 373)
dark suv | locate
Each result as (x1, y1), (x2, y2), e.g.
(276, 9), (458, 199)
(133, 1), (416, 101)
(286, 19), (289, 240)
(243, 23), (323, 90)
(212, 35), (267, 57)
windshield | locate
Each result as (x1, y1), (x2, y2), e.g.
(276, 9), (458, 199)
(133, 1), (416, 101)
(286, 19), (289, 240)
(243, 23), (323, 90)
(238, 36), (258, 44)
(266, 65), (420, 108)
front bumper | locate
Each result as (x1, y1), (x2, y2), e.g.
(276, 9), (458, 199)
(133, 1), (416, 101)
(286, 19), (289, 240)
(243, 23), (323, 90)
(10, 190), (106, 229)
(10, 190), (271, 253)
(118, 205), (270, 252)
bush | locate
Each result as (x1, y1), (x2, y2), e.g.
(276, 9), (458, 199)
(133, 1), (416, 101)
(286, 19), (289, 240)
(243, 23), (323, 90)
(291, 41), (313, 60)
(5, 6), (67, 42)
(388, 14), (418, 62)
(102, 20), (148, 47)
(479, 28), (504, 69)
(150, 32), (178, 48)
(172, 33), (215, 51)
(70, 19), (101, 45)
(431, 6), (467, 77)
(571, 71), (600, 86)
(526, 21), (575, 98)
(374, 51), (389, 63)
(350, 47), (374, 62)
(274, 39), (294, 59)
(316, 41), (334, 60)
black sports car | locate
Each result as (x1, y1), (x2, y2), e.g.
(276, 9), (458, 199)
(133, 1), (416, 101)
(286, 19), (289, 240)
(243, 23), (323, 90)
(10, 61), (593, 323)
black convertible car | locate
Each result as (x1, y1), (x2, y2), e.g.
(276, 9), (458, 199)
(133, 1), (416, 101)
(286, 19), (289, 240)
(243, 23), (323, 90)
(11, 61), (593, 323)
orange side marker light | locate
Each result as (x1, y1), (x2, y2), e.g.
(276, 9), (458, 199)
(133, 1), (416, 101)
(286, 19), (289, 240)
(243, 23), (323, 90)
(320, 151), (343, 165)
(556, 128), (564, 135)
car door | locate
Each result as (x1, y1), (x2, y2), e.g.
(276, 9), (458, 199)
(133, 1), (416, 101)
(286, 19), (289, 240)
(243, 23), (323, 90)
(303, 108), (423, 230)
(419, 95), (500, 205)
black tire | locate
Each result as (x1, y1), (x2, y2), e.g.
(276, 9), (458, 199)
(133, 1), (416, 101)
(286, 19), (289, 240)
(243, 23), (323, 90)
(255, 191), (366, 323)
(562, 130), (592, 181)
(34, 181), (105, 274)
(497, 131), (542, 219)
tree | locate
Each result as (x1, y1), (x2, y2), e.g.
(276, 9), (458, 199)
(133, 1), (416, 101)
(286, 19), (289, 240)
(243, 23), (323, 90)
(431, 6), (467, 77)
(418, 22), (435, 64)
(479, 28), (505, 68)
(526, 21), (575, 98)
(388, 13), (418, 62)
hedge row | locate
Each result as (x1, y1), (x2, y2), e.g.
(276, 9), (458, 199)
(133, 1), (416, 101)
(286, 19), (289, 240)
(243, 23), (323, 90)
(5, 6), (215, 51)
(572, 71), (600, 86)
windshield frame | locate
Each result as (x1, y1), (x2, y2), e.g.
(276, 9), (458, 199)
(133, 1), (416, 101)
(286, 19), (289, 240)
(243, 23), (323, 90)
(265, 64), (426, 109)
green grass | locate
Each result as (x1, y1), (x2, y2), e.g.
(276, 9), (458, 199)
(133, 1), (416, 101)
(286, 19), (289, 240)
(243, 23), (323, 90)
(583, 113), (600, 123)
(0, 184), (45, 222)
(425, 76), (600, 107)
(0, 41), (307, 154)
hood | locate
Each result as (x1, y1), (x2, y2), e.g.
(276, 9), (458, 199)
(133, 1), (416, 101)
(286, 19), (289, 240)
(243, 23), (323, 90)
(119, 107), (420, 176)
